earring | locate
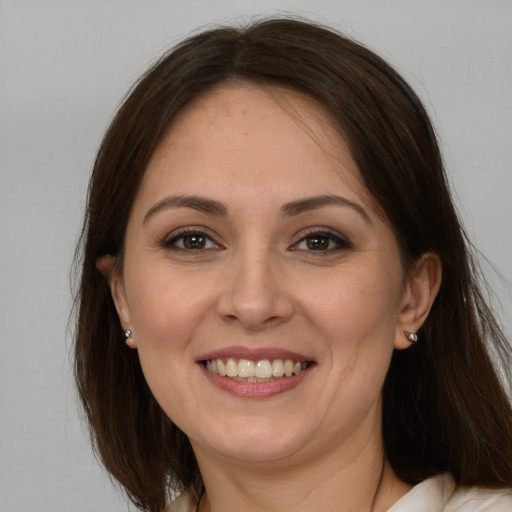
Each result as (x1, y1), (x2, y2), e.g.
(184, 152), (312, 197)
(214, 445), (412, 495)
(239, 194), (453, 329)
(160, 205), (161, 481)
(124, 330), (137, 349)
(404, 331), (418, 343)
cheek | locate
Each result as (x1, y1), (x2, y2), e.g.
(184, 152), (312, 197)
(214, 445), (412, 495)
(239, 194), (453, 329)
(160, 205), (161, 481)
(304, 264), (402, 340)
(302, 263), (402, 396)
(126, 259), (230, 370)
(122, 266), (216, 415)
(327, 273), (400, 401)
(124, 262), (220, 348)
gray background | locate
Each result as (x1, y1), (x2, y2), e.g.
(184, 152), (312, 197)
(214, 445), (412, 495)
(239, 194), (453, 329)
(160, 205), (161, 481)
(1, 1), (511, 510)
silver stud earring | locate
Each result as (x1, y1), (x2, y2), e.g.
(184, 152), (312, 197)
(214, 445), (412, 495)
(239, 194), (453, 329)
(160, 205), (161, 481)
(404, 331), (418, 343)
(124, 330), (137, 348)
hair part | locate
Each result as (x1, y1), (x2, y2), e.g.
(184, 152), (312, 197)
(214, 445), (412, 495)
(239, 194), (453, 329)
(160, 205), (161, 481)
(74, 17), (512, 511)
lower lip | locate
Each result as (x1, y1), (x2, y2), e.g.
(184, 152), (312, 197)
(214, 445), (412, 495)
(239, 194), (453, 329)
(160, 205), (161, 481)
(200, 364), (313, 398)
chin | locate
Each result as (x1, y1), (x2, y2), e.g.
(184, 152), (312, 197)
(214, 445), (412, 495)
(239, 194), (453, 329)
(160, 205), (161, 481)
(192, 419), (312, 464)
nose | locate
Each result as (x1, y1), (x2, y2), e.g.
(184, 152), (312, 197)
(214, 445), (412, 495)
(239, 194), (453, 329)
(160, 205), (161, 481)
(216, 247), (295, 331)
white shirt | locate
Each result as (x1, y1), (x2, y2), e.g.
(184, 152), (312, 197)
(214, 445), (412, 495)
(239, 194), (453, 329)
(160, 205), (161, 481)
(388, 474), (512, 511)
(167, 474), (512, 511)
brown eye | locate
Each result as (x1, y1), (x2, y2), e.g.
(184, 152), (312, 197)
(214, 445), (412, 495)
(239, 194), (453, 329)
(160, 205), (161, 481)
(182, 234), (206, 250)
(305, 235), (331, 251)
(164, 231), (220, 252)
(292, 230), (351, 254)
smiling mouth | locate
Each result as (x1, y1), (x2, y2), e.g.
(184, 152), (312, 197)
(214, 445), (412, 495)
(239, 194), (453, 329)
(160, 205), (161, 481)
(204, 358), (311, 382)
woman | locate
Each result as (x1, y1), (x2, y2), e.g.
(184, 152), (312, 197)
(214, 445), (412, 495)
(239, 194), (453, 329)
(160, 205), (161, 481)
(74, 18), (512, 512)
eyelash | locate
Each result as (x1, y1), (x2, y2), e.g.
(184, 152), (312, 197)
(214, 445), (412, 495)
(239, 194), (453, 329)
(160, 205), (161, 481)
(162, 227), (351, 256)
(290, 228), (352, 256)
(162, 228), (221, 254)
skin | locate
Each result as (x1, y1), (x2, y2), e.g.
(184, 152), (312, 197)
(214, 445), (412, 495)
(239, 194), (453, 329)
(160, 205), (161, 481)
(105, 85), (441, 512)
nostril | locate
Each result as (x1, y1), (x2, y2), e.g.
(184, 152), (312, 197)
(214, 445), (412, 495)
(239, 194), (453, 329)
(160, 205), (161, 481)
(264, 316), (280, 324)
(216, 284), (294, 330)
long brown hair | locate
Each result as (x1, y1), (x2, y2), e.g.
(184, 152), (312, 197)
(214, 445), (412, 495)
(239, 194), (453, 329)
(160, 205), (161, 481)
(74, 18), (512, 511)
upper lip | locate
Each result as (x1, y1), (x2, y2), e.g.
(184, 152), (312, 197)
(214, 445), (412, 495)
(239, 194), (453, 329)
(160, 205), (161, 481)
(196, 345), (314, 363)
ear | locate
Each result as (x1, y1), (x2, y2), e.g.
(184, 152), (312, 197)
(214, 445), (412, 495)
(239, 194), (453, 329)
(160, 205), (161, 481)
(96, 254), (134, 337)
(395, 252), (442, 350)
(96, 254), (115, 276)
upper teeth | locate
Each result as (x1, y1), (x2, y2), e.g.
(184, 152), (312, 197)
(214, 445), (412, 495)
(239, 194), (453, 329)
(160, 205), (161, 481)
(205, 358), (308, 380)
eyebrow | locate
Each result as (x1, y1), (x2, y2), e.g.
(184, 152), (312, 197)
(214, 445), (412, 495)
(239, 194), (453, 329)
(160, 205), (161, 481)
(143, 193), (371, 225)
(143, 195), (228, 224)
(280, 195), (372, 225)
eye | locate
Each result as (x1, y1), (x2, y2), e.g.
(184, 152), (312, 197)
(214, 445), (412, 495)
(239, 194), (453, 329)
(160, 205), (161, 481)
(163, 229), (221, 252)
(292, 229), (351, 254)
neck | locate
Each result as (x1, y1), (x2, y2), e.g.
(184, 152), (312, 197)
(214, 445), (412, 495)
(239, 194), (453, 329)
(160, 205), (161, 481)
(192, 429), (411, 512)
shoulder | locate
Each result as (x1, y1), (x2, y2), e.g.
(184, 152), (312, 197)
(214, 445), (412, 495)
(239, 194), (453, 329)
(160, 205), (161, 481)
(387, 473), (456, 511)
(444, 485), (512, 512)
(388, 474), (512, 512)
(166, 492), (197, 512)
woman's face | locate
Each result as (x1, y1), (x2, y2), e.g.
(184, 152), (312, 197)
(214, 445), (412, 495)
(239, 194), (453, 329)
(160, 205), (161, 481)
(112, 85), (415, 467)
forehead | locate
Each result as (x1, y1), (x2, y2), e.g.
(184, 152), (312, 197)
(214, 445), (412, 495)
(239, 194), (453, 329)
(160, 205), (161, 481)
(137, 84), (373, 210)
